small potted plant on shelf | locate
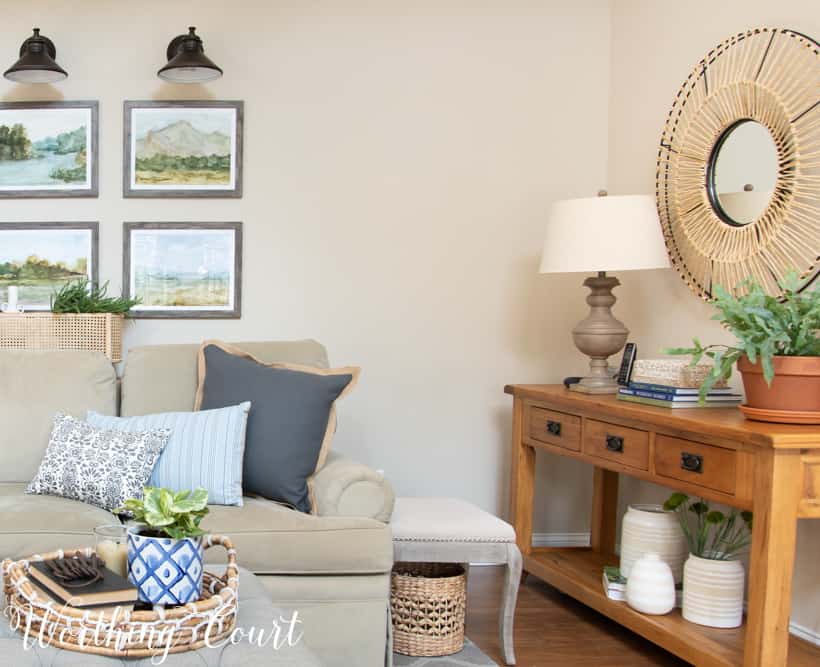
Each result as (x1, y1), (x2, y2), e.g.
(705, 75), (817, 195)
(117, 487), (209, 605)
(51, 278), (140, 314)
(665, 271), (820, 423)
(49, 278), (141, 363)
(663, 492), (752, 629)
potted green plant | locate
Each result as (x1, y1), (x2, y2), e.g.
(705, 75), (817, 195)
(50, 278), (140, 313)
(47, 278), (141, 363)
(663, 492), (752, 629)
(117, 487), (209, 605)
(665, 272), (820, 421)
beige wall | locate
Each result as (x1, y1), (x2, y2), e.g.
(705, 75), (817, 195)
(0, 1), (610, 537)
(1, 0), (815, 640)
(607, 0), (820, 638)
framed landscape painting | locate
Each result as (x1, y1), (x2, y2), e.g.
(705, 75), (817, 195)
(0, 223), (98, 310)
(123, 222), (242, 318)
(0, 101), (98, 198)
(123, 101), (243, 198)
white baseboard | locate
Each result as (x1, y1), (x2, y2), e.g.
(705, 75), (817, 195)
(528, 532), (819, 647)
(531, 531), (591, 547)
(789, 622), (820, 647)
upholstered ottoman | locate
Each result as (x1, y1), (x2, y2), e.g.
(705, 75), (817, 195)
(390, 498), (522, 665)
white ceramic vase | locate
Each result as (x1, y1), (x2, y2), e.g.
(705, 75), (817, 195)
(625, 553), (676, 615)
(682, 554), (745, 628)
(621, 504), (688, 583)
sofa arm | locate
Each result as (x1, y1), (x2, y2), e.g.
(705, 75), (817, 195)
(310, 452), (395, 522)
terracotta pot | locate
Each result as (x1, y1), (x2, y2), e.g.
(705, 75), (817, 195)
(738, 355), (820, 412)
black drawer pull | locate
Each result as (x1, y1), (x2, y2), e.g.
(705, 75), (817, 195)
(546, 420), (562, 436)
(605, 435), (624, 453)
(681, 452), (703, 474)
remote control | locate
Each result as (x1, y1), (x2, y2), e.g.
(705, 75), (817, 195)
(616, 343), (637, 386)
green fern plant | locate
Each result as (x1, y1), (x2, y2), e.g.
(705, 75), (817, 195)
(51, 278), (140, 314)
(665, 271), (820, 400)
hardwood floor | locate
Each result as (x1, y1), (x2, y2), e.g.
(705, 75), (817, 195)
(465, 565), (689, 666)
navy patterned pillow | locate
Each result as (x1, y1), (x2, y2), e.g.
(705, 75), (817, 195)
(26, 413), (170, 511)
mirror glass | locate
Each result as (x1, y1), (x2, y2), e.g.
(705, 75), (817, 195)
(708, 120), (778, 226)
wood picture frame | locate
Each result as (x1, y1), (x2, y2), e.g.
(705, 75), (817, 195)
(123, 222), (242, 319)
(123, 100), (243, 198)
(0, 101), (99, 198)
(0, 222), (99, 311)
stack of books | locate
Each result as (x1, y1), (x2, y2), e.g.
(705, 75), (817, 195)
(29, 556), (137, 611)
(602, 566), (627, 601)
(617, 382), (742, 408)
(617, 358), (743, 408)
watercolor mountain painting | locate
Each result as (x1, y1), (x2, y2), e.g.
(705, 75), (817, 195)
(132, 109), (234, 187)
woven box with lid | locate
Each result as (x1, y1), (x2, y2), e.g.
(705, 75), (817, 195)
(0, 313), (123, 362)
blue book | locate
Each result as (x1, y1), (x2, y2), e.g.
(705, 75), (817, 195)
(617, 393), (742, 409)
(627, 381), (734, 396)
(619, 388), (742, 402)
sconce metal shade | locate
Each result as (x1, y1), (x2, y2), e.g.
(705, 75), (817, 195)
(4, 28), (68, 83)
(158, 27), (222, 83)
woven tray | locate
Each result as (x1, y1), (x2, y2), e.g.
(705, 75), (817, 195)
(0, 312), (124, 362)
(1, 534), (238, 658)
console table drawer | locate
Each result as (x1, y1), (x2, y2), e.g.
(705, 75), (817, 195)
(528, 406), (581, 451)
(655, 435), (736, 495)
(583, 419), (649, 470)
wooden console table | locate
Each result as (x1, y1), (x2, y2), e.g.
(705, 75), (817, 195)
(505, 384), (820, 667)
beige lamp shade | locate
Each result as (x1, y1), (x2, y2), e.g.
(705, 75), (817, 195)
(539, 194), (670, 274)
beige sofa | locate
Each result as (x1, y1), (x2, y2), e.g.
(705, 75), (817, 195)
(0, 341), (395, 666)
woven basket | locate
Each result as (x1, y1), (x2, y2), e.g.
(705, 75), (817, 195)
(391, 562), (466, 657)
(1, 535), (238, 658)
(0, 312), (124, 362)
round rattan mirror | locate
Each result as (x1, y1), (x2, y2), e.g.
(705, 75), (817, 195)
(656, 27), (819, 299)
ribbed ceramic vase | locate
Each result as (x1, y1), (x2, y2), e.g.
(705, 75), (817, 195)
(620, 504), (688, 583)
(682, 554), (745, 628)
(625, 553), (675, 615)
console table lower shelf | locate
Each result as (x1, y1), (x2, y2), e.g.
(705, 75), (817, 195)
(523, 546), (819, 667)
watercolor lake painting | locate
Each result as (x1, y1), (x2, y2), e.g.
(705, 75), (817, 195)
(125, 102), (242, 196)
(125, 223), (242, 318)
(0, 103), (96, 196)
(0, 224), (97, 310)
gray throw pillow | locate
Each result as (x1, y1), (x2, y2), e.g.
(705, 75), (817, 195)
(26, 413), (170, 511)
(194, 341), (358, 513)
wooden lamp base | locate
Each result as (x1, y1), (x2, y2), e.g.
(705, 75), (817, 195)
(569, 272), (628, 394)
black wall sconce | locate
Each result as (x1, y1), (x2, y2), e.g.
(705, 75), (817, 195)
(158, 27), (222, 83)
(4, 28), (67, 83)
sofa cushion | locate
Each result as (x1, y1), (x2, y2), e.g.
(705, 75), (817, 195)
(121, 340), (330, 416)
(0, 351), (116, 483)
(195, 341), (358, 513)
(87, 402), (251, 506)
(0, 483), (115, 560)
(201, 495), (393, 575)
(26, 413), (170, 511)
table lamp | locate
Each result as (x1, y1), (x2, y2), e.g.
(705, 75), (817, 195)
(539, 193), (670, 393)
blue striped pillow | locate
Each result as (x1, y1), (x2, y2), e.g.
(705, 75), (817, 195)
(87, 402), (250, 506)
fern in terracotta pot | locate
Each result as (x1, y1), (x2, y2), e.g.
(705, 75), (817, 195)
(666, 272), (820, 421)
